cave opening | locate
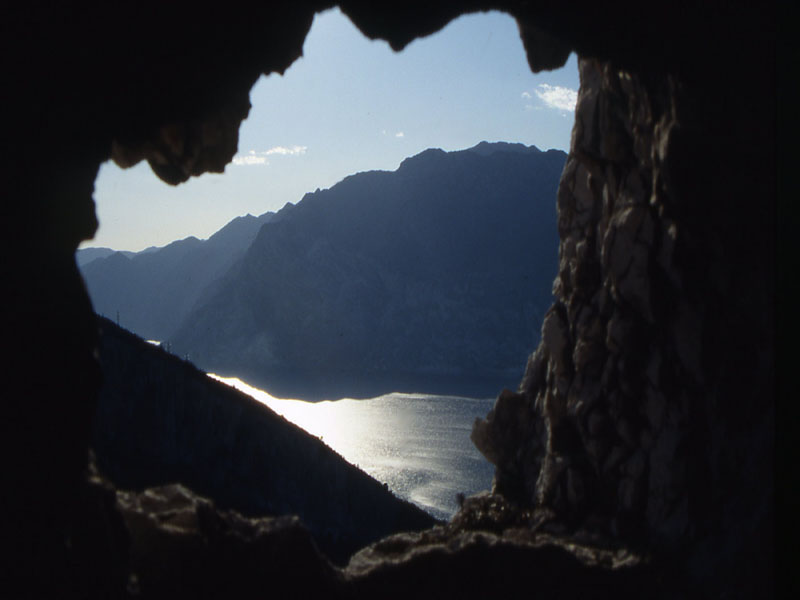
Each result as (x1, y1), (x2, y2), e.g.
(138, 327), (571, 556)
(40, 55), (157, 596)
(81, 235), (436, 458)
(80, 7), (580, 522)
(2, 1), (774, 596)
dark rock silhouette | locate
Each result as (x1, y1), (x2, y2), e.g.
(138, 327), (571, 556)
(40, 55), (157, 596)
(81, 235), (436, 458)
(1, 2), (774, 598)
(472, 58), (775, 595)
(167, 143), (564, 399)
(113, 480), (652, 599)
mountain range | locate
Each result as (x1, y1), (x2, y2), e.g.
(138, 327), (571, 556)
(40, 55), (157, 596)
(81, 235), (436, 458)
(79, 142), (566, 399)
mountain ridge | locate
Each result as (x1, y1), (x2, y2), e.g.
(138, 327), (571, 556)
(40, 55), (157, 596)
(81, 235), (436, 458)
(79, 142), (565, 399)
(167, 142), (566, 399)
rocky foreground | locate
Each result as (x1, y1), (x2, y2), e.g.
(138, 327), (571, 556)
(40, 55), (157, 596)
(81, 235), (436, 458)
(78, 467), (653, 599)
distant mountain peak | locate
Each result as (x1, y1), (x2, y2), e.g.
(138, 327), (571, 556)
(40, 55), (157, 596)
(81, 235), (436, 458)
(397, 148), (447, 172)
(395, 142), (550, 174)
(466, 141), (541, 156)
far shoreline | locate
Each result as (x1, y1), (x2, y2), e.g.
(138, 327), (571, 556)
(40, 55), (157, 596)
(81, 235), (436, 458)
(203, 367), (515, 403)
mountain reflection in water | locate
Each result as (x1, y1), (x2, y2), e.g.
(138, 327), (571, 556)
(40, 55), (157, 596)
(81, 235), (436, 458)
(209, 374), (496, 520)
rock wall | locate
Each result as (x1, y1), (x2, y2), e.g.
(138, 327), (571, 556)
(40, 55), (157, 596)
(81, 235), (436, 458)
(473, 54), (774, 591)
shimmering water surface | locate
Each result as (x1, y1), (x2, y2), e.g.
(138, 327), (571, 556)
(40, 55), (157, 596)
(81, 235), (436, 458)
(209, 374), (496, 521)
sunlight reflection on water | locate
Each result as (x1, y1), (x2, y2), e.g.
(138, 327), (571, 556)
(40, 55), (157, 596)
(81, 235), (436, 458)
(208, 374), (496, 520)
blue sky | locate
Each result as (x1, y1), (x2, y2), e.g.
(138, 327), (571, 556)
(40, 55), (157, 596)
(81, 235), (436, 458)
(86, 8), (579, 251)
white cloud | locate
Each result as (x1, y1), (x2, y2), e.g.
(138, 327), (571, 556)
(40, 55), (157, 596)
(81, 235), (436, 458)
(521, 91), (532, 99)
(264, 145), (307, 156)
(533, 84), (578, 112)
(232, 151), (269, 166)
(231, 145), (307, 166)
(395, 131), (404, 138)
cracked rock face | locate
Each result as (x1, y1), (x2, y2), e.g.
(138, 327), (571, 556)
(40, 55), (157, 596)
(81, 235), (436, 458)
(473, 56), (774, 590)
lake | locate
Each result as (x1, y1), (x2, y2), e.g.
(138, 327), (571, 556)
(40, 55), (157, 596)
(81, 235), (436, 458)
(209, 374), (497, 521)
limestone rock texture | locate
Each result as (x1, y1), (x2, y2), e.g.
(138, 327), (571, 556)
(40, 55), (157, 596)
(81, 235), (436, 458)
(0, 1), (774, 598)
(472, 53), (775, 596)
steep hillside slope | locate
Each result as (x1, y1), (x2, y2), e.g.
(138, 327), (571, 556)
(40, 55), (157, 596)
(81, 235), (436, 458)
(92, 316), (437, 564)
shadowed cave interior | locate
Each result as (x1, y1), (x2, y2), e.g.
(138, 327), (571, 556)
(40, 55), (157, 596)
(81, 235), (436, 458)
(0, 2), (774, 598)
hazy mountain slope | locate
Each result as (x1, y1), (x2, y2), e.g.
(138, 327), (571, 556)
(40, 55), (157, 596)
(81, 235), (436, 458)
(80, 212), (274, 340)
(170, 143), (565, 399)
(76, 247), (136, 266)
(92, 317), (436, 564)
